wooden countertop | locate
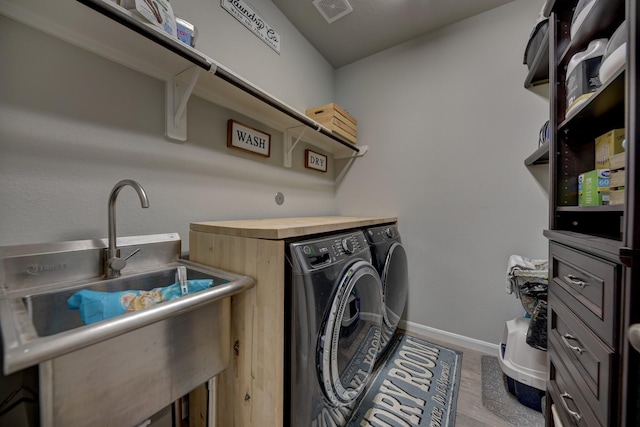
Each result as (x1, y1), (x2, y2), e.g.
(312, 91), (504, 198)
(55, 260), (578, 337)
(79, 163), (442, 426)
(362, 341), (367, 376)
(190, 216), (397, 240)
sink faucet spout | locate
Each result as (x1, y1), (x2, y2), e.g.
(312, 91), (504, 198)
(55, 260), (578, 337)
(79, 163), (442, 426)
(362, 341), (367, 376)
(106, 180), (149, 278)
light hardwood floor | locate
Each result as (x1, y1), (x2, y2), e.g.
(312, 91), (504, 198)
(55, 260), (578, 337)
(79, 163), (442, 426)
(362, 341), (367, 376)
(402, 331), (520, 427)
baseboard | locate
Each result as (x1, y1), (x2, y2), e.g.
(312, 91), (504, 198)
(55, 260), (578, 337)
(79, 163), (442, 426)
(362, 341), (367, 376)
(399, 320), (500, 356)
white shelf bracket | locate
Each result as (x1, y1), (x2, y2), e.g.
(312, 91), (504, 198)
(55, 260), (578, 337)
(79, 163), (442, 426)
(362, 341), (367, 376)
(283, 126), (309, 168)
(165, 66), (201, 142)
(334, 145), (369, 159)
(334, 145), (369, 186)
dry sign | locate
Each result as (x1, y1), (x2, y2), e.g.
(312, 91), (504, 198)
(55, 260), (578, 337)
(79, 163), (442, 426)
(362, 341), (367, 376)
(227, 120), (271, 157)
(305, 149), (327, 172)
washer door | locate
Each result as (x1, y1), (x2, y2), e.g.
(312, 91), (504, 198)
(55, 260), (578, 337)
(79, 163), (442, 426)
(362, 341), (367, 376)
(381, 242), (408, 330)
(319, 260), (383, 407)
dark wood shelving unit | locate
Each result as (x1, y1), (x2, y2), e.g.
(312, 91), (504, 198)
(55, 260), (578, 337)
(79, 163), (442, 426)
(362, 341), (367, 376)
(544, 0), (639, 426)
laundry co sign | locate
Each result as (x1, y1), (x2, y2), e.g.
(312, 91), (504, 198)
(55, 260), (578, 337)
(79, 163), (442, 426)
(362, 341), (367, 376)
(221, 0), (281, 54)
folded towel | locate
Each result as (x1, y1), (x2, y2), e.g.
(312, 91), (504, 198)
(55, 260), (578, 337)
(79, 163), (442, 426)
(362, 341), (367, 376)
(506, 255), (548, 294)
(67, 279), (213, 325)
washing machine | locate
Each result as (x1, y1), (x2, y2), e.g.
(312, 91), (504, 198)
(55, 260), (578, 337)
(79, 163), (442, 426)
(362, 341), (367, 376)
(286, 230), (383, 427)
(363, 224), (409, 358)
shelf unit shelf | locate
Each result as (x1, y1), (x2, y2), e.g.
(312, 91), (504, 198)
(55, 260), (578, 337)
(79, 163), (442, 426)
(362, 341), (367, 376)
(523, 12), (551, 165)
(557, 0), (625, 68)
(524, 28), (550, 88)
(0, 0), (367, 165)
(556, 205), (625, 213)
(524, 140), (550, 165)
(559, 67), (626, 132)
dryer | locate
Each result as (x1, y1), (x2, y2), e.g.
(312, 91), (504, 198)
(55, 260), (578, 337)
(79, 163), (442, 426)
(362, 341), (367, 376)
(363, 224), (409, 358)
(287, 230), (383, 427)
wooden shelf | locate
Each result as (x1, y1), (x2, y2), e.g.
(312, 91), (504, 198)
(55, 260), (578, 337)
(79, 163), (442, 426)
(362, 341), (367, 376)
(524, 140), (550, 165)
(558, 0), (625, 67)
(556, 205), (625, 213)
(0, 0), (366, 162)
(559, 67), (626, 131)
(524, 28), (550, 88)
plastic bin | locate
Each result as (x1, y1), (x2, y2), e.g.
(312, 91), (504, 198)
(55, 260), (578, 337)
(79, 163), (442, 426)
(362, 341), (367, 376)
(498, 317), (546, 412)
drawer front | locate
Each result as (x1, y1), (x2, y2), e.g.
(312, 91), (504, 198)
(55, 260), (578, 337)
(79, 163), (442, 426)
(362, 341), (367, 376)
(548, 344), (602, 427)
(549, 292), (614, 425)
(549, 242), (619, 346)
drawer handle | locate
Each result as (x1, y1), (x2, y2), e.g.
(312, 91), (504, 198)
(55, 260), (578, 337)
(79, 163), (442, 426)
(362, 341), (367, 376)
(560, 392), (582, 423)
(564, 274), (588, 288)
(561, 334), (585, 355)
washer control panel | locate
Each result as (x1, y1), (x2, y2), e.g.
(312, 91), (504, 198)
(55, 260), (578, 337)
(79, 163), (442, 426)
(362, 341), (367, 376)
(332, 234), (362, 257)
(292, 232), (367, 270)
(365, 224), (400, 244)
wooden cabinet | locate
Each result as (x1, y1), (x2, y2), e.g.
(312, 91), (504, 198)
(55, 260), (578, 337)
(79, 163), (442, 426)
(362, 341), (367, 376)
(549, 242), (620, 346)
(544, 0), (640, 426)
(188, 216), (396, 427)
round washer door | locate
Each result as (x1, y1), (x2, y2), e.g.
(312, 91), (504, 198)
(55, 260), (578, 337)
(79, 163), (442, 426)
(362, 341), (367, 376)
(381, 242), (408, 330)
(319, 260), (383, 407)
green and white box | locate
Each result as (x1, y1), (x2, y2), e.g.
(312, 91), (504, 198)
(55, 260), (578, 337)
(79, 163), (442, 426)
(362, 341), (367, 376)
(579, 169), (610, 206)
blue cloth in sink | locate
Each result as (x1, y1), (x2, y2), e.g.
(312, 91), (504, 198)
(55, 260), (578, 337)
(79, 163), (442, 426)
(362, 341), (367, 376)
(67, 279), (213, 325)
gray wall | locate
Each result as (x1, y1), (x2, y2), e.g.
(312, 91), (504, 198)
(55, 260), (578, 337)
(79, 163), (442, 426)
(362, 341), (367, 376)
(334, 0), (550, 344)
(1, 0), (548, 346)
(0, 0), (337, 252)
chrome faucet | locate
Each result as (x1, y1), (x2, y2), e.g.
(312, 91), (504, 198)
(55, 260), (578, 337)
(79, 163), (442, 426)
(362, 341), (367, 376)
(105, 180), (149, 278)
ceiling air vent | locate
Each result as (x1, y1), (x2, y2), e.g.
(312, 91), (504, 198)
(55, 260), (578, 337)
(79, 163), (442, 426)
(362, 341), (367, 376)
(313, 0), (353, 24)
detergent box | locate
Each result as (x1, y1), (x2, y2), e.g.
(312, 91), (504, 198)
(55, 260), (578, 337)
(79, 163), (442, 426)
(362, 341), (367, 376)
(579, 169), (610, 206)
(595, 129), (625, 168)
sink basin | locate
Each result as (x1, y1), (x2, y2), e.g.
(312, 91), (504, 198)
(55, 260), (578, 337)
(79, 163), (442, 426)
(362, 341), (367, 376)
(0, 233), (254, 427)
(24, 264), (229, 337)
(1, 259), (253, 373)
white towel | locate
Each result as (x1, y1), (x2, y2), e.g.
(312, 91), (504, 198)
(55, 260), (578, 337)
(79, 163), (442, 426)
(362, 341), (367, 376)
(506, 255), (548, 294)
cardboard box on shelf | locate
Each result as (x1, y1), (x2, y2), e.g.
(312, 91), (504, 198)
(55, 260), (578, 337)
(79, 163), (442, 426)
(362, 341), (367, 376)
(609, 188), (625, 205)
(120, 0), (177, 38)
(610, 170), (625, 188)
(595, 128), (625, 169)
(578, 169), (610, 206)
(609, 151), (626, 171)
(306, 103), (357, 144)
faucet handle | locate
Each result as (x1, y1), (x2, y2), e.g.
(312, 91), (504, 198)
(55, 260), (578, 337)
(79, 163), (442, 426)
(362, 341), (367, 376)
(108, 248), (141, 274)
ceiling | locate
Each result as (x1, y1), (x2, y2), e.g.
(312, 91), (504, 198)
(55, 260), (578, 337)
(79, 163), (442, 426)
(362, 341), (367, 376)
(270, 0), (515, 68)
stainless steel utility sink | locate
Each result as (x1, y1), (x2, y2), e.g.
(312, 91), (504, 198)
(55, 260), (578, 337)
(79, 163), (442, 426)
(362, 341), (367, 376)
(24, 263), (229, 338)
(0, 233), (254, 427)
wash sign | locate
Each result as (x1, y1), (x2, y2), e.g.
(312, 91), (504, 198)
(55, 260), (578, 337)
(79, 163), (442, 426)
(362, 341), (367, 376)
(227, 120), (271, 157)
(221, 0), (281, 53)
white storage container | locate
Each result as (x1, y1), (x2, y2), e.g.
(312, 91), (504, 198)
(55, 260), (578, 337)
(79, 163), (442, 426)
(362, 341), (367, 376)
(498, 317), (546, 391)
(498, 317), (547, 411)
